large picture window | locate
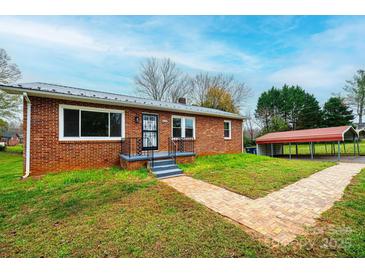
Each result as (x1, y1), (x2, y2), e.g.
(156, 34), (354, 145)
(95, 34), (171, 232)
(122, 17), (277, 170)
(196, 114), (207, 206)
(172, 116), (195, 139)
(60, 105), (124, 140)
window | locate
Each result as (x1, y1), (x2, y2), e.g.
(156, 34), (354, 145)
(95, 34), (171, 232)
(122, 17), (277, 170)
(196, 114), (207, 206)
(185, 118), (194, 138)
(59, 105), (124, 140)
(110, 113), (122, 137)
(172, 117), (182, 138)
(224, 120), (231, 139)
(81, 111), (109, 137)
(63, 109), (79, 137)
(172, 116), (195, 139)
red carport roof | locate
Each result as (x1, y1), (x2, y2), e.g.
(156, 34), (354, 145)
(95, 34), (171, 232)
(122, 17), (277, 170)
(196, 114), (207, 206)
(256, 126), (356, 144)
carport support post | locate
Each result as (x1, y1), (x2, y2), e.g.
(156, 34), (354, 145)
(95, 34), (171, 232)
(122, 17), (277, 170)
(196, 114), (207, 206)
(289, 143), (292, 159)
(357, 138), (360, 156)
(296, 144), (298, 158)
(338, 141), (341, 161)
(310, 142), (313, 159)
(271, 143), (274, 157)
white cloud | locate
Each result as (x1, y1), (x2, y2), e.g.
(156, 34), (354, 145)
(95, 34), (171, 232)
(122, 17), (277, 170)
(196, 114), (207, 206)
(267, 19), (365, 98)
(0, 17), (107, 51)
(2, 16), (364, 109)
(0, 17), (261, 73)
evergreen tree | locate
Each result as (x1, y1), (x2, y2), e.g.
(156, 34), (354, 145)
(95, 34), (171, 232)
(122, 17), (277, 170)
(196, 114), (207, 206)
(297, 93), (323, 129)
(255, 85), (322, 132)
(255, 87), (281, 131)
(322, 97), (354, 127)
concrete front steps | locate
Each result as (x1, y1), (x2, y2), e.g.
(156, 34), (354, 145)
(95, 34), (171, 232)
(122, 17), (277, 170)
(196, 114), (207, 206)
(149, 159), (183, 179)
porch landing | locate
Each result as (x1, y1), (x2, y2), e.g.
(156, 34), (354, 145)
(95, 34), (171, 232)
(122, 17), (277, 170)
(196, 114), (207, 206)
(120, 151), (195, 162)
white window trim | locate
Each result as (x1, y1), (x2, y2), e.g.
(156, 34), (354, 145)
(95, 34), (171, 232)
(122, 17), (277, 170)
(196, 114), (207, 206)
(224, 120), (232, 140)
(171, 115), (196, 139)
(59, 104), (125, 141)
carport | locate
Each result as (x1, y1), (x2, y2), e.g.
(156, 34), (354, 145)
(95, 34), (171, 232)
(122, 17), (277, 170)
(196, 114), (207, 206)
(357, 128), (365, 140)
(256, 126), (360, 161)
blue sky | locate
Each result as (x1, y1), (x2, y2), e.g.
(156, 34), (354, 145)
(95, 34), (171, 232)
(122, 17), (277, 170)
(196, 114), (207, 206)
(0, 16), (364, 112)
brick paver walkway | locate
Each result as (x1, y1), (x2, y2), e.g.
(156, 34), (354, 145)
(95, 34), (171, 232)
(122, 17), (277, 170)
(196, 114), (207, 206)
(161, 163), (365, 245)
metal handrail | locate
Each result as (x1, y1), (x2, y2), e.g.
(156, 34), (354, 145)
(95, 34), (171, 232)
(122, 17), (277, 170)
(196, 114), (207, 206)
(121, 137), (143, 157)
(168, 137), (177, 164)
(122, 137), (156, 167)
(122, 136), (195, 166)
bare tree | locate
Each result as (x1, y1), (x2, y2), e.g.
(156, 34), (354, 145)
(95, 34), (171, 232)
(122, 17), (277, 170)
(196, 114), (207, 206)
(190, 72), (219, 106)
(0, 49), (21, 84)
(245, 110), (255, 142)
(135, 57), (189, 102)
(190, 72), (249, 112)
(134, 57), (249, 113)
(169, 74), (192, 103)
(344, 69), (365, 125)
(0, 48), (22, 121)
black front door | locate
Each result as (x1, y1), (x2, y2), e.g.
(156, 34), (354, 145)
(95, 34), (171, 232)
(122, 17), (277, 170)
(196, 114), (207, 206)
(142, 113), (158, 150)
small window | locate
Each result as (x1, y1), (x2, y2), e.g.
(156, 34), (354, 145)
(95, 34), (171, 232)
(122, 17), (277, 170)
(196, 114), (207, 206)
(173, 117), (182, 138)
(224, 120), (231, 139)
(172, 116), (195, 139)
(185, 118), (194, 138)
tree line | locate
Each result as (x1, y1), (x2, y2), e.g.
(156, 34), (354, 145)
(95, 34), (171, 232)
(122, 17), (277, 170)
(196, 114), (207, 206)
(134, 57), (249, 114)
(255, 71), (365, 135)
(0, 48), (22, 136)
(1, 46), (365, 138)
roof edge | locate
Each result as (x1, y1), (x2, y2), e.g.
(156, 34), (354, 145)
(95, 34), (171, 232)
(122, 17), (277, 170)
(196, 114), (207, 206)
(256, 126), (357, 144)
(0, 85), (245, 120)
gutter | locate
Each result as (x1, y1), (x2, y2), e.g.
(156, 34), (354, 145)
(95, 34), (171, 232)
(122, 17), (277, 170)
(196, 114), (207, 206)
(23, 92), (31, 178)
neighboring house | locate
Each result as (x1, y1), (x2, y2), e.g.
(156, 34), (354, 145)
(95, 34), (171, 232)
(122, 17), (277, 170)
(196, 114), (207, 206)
(0, 82), (244, 176)
(1, 131), (21, 146)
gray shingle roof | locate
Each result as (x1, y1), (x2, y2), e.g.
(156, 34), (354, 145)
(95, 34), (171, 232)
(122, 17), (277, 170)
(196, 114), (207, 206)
(0, 82), (244, 120)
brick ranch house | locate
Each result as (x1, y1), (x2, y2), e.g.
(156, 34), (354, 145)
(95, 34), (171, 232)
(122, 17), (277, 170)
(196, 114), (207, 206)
(0, 82), (244, 178)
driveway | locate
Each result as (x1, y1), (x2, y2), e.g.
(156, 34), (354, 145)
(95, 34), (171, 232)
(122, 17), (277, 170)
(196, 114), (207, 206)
(161, 163), (365, 245)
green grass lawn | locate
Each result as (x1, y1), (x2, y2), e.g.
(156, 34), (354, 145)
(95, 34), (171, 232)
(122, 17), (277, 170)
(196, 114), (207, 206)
(179, 153), (334, 198)
(0, 151), (272, 257)
(0, 151), (363, 257)
(283, 141), (365, 156)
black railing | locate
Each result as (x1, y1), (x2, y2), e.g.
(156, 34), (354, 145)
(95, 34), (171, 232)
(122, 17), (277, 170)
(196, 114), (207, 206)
(149, 149), (154, 168)
(121, 137), (155, 167)
(168, 137), (195, 164)
(122, 137), (195, 167)
(121, 137), (143, 157)
(168, 137), (177, 164)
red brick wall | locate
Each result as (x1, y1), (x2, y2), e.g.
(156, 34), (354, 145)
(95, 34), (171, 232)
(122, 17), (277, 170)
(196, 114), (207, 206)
(23, 96), (243, 175)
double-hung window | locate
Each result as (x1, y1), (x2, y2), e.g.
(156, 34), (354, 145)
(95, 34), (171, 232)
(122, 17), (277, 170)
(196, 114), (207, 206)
(224, 120), (231, 139)
(60, 105), (125, 140)
(172, 116), (195, 139)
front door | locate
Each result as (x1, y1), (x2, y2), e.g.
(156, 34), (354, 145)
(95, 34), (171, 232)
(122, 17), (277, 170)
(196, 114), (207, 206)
(142, 113), (158, 150)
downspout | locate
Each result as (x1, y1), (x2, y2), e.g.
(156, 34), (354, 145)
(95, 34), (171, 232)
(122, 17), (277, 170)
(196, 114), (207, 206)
(23, 92), (31, 178)
(241, 120), (244, 153)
